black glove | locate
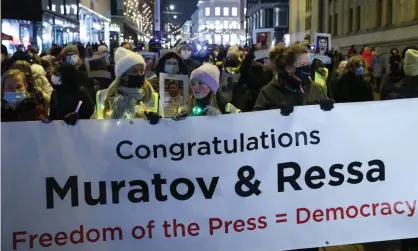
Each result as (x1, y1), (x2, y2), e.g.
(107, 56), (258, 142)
(279, 104), (294, 116)
(145, 112), (161, 125)
(40, 114), (51, 124)
(249, 45), (256, 55)
(320, 99), (335, 112)
(63, 112), (79, 126)
(172, 111), (187, 121)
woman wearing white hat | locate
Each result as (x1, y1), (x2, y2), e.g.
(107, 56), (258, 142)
(173, 63), (240, 120)
(92, 47), (163, 124)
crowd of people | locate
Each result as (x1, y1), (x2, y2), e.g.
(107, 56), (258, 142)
(1, 39), (418, 250)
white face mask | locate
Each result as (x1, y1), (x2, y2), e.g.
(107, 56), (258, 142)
(181, 50), (192, 60)
(51, 75), (62, 85)
(164, 64), (179, 74)
(66, 55), (80, 66)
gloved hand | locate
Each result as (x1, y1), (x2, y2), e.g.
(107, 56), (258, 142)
(40, 114), (51, 124)
(63, 112), (79, 126)
(249, 45), (257, 55)
(205, 105), (222, 116)
(279, 104), (294, 116)
(145, 111), (161, 125)
(320, 99), (335, 111)
(172, 111), (187, 121)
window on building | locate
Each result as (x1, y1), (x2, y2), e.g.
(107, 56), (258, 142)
(65, 0), (78, 20)
(328, 15), (332, 33)
(215, 20), (221, 29)
(265, 8), (274, 28)
(206, 21), (214, 29)
(205, 7), (211, 16)
(349, 8), (353, 32)
(278, 9), (288, 26)
(215, 7), (221, 16)
(376, 0), (382, 27)
(415, 0), (418, 20)
(355, 5), (361, 31)
(305, 0), (311, 12)
(223, 7), (229, 16)
(230, 20), (237, 29)
(232, 7), (238, 16)
(224, 20), (229, 29)
(244, 8), (247, 15)
(305, 16), (311, 30)
(387, 0), (393, 25)
(333, 14), (338, 35)
(223, 34), (230, 44)
(259, 10), (263, 28)
(214, 34), (222, 44)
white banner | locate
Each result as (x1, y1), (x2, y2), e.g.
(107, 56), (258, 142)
(2, 99), (418, 251)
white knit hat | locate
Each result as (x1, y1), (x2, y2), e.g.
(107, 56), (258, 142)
(403, 49), (418, 77)
(190, 63), (220, 93)
(114, 47), (145, 78)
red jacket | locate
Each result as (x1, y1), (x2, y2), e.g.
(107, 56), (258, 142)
(362, 49), (373, 68)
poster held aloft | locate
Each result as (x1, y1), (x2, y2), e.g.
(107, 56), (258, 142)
(84, 53), (111, 79)
(159, 73), (189, 117)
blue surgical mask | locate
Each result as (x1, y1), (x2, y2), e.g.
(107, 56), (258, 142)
(355, 66), (365, 76)
(164, 64), (179, 74)
(66, 55), (80, 66)
(3, 91), (26, 105)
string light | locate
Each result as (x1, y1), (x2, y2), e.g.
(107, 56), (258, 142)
(123, 0), (154, 35)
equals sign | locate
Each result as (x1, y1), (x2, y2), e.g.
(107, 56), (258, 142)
(275, 213), (288, 223)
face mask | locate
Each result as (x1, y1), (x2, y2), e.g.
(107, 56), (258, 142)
(165, 64), (179, 74)
(66, 55), (80, 66)
(354, 67), (365, 76)
(126, 75), (145, 88)
(295, 65), (311, 82)
(51, 75), (62, 85)
(3, 91), (26, 105)
(181, 50), (192, 60)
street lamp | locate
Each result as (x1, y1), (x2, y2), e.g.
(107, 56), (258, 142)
(173, 15), (177, 19)
(169, 4), (175, 10)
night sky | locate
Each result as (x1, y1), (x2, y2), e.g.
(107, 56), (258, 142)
(161, 0), (198, 26)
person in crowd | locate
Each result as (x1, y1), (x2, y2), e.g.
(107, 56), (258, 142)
(208, 45), (221, 67)
(27, 45), (41, 65)
(144, 56), (157, 79)
(310, 58), (329, 95)
(253, 43), (332, 114)
(177, 40), (201, 73)
(121, 42), (132, 51)
(173, 63), (240, 120)
(1, 69), (47, 122)
(2, 44), (11, 75)
(40, 55), (55, 84)
(47, 63), (95, 124)
(166, 81), (184, 106)
(389, 48), (401, 80)
(91, 44), (115, 91)
(381, 49), (418, 100)
(361, 46), (373, 69)
(92, 47), (163, 124)
(333, 55), (374, 103)
(371, 47), (385, 93)
(10, 60), (46, 109)
(62, 44), (95, 101)
(219, 46), (243, 105)
(31, 64), (53, 108)
(152, 50), (188, 92)
(347, 45), (358, 58)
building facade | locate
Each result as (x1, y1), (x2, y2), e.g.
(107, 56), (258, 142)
(79, 0), (111, 45)
(247, 0), (289, 44)
(180, 20), (192, 40)
(1, 0), (80, 54)
(289, 0), (418, 52)
(110, 0), (153, 47)
(190, 0), (246, 45)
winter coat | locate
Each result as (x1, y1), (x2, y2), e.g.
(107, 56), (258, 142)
(253, 74), (328, 111)
(372, 55), (386, 78)
(1, 96), (45, 122)
(380, 75), (418, 100)
(333, 73), (374, 103)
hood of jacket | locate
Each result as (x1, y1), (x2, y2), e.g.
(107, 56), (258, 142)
(155, 50), (188, 77)
(31, 64), (47, 79)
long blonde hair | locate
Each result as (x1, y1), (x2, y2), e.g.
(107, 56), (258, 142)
(103, 77), (154, 117)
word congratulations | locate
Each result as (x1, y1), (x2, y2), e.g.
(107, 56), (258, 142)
(45, 159), (385, 209)
(116, 129), (320, 161)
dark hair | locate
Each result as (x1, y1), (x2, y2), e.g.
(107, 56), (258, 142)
(272, 43), (309, 71)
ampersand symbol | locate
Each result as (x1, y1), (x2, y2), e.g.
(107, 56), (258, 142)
(235, 165), (262, 197)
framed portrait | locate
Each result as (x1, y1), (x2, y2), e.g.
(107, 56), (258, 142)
(314, 33), (332, 56)
(252, 28), (274, 60)
(84, 53), (111, 79)
(220, 71), (240, 103)
(159, 73), (189, 118)
(140, 52), (158, 67)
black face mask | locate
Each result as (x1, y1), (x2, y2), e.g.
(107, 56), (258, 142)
(295, 65), (311, 83)
(126, 75), (145, 88)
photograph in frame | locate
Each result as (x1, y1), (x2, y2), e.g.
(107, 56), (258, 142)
(314, 33), (332, 56)
(84, 53), (111, 79)
(159, 73), (189, 118)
